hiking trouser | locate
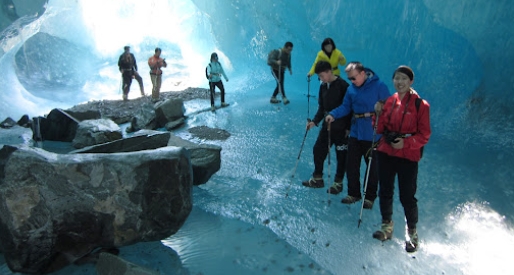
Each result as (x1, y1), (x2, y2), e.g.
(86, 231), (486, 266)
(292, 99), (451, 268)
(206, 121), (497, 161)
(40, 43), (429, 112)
(209, 80), (225, 106)
(150, 74), (162, 100)
(312, 124), (348, 181)
(271, 68), (285, 98)
(377, 151), (419, 229)
(133, 71), (144, 95)
(346, 137), (378, 201)
(121, 70), (133, 95)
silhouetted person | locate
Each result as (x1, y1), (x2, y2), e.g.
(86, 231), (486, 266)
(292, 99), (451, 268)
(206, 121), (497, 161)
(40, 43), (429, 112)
(118, 46), (144, 101)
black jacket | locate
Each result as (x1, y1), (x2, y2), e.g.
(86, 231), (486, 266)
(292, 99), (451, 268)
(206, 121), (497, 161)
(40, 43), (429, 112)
(118, 53), (138, 71)
(312, 76), (351, 131)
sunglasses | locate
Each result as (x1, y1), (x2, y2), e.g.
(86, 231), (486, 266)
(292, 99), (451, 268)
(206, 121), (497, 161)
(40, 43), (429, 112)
(348, 77), (357, 81)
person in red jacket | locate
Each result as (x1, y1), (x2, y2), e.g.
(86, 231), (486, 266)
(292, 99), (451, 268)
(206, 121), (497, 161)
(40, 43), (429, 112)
(372, 65), (431, 253)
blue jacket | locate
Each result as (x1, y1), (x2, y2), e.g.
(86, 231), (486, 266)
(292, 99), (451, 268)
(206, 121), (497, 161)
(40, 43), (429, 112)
(207, 61), (228, 83)
(329, 68), (390, 141)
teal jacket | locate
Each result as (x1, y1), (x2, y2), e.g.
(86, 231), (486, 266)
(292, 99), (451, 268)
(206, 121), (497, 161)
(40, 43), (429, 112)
(207, 61), (228, 83)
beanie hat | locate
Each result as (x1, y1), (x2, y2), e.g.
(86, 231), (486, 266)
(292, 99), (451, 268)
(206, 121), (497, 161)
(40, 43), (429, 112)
(394, 65), (414, 81)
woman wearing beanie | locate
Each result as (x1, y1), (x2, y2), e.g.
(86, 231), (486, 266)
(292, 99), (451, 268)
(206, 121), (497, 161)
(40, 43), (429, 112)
(372, 65), (431, 253)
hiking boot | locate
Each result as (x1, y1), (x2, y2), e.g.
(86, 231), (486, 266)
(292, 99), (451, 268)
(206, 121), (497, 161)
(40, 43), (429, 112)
(405, 228), (419, 253)
(363, 199), (374, 209)
(283, 97), (290, 105)
(302, 177), (324, 188)
(373, 220), (394, 241)
(122, 94), (128, 101)
(327, 180), (343, 194)
(341, 195), (361, 204)
(211, 105), (216, 111)
(221, 102), (229, 107)
(270, 97), (280, 104)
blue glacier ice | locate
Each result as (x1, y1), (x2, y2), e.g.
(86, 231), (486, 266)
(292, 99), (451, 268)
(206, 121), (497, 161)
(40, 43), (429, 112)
(1, 0), (513, 274)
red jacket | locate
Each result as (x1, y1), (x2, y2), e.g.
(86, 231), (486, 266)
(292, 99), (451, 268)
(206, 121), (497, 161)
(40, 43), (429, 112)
(376, 89), (431, 162)
(148, 55), (166, 75)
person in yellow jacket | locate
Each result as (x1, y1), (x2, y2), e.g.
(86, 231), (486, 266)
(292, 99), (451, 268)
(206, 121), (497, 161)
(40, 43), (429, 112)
(307, 38), (347, 77)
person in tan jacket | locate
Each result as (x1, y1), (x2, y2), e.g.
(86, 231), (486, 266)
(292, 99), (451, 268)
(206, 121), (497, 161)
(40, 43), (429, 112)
(148, 47), (167, 101)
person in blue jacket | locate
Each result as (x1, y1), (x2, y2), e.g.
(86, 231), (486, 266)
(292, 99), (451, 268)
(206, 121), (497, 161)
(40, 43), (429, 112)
(207, 52), (229, 111)
(325, 61), (390, 209)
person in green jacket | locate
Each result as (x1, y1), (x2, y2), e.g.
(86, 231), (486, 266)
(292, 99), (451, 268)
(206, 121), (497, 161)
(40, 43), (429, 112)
(307, 38), (346, 78)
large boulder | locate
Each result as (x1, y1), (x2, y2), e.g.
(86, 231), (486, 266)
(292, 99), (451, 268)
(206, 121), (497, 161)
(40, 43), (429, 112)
(154, 99), (185, 128)
(37, 108), (80, 142)
(70, 131), (171, 154)
(167, 135), (221, 185)
(0, 145), (193, 274)
(71, 131), (221, 185)
(72, 119), (123, 149)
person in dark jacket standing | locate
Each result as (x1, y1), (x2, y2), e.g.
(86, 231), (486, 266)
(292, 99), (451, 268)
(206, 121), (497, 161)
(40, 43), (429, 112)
(302, 61), (351, 194)
(325, 61), (390, 209)
(118, 46), (144, 101)
(372, 65), (431, 253)
(267, 41), (293, 105)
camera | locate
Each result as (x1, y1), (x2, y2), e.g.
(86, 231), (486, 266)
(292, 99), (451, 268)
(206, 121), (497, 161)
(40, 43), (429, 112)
(383, 130), (402, 144)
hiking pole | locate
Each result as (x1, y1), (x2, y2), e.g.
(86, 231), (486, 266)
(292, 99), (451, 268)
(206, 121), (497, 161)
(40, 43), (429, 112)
(358, 115), (380, 228)
(307, 76), (311, 118)
(327, 121), (332, 206)
(285, 118), (311, 198)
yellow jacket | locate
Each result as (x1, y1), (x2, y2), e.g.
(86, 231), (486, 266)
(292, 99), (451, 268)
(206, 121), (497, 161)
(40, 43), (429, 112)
(308, 49), (347, 76)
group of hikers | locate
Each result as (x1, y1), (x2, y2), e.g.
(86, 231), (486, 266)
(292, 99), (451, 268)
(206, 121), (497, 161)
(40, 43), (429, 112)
(117, 39), (431, 253)
(288, 38), (431, 253)
(117, 46), (167, 102)
(117, 46), (229, 111)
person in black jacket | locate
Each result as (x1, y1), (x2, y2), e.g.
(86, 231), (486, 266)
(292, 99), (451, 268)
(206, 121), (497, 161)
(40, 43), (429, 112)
(302, 61), (351, 194)
(118, 46), (144, 100)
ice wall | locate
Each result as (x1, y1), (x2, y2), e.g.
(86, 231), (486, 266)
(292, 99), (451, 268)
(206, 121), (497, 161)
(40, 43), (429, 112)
(0, 0), (513, 143)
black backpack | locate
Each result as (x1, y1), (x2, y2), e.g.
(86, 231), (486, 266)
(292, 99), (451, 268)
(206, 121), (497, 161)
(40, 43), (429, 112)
(205, 64), (211, 80)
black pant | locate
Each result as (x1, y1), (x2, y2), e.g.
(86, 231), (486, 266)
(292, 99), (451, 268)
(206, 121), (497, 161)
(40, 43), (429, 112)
(122, 70), (133, 95)
(346, 137), (378, 201)
(209, 81), (225, 106)
(312, 124), (348, 181)
(377, 151), (418, 229)
(271, 68), (285, 98)
(122, 70), (143, 95)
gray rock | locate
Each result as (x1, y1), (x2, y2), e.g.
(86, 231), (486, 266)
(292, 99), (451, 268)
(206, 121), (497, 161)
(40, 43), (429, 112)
(164, 117), (185, 131)
(168, 135), (221, 185)
(70, 131), (221, 185)
(0, 145), (193, 274)
(37, 108), (79, 142)
(154, 99), (185, 127)
(72, 119), (122, 149)
(125, 102), (157, 133)
(0, 117), (17, 128)
(71, 131), (171, 154)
